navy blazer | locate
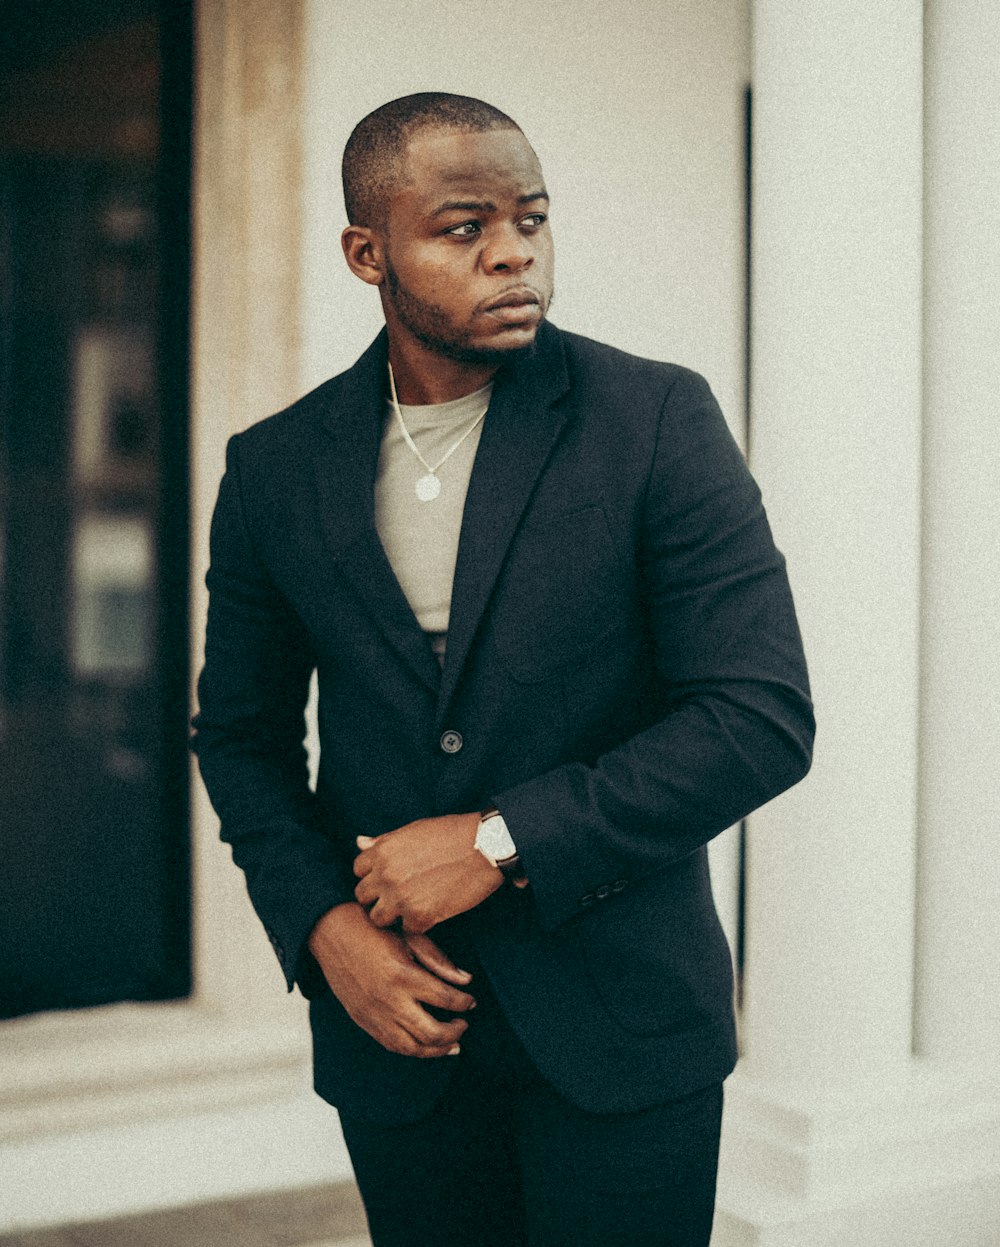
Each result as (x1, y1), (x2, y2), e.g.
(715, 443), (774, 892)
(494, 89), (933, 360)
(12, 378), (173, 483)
(192, 321), (813, 1124)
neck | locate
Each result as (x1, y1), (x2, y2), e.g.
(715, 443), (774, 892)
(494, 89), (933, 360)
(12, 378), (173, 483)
(385, 333), (498, 406)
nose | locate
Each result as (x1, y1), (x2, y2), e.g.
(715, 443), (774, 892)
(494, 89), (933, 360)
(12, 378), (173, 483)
(482, 224), (534, 273)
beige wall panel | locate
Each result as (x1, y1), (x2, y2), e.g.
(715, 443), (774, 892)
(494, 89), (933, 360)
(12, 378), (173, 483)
(190, 0), (310, 1016)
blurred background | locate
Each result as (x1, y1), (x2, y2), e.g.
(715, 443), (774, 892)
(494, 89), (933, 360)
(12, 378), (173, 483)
(0, 0), (191, 1025)
(1, 2), (997, 1245)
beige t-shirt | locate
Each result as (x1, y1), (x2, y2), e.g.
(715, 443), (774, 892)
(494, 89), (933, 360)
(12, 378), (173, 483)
(374, 384), (492, 664)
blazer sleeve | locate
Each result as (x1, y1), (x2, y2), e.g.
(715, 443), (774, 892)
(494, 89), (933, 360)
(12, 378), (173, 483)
(191, 434), (356, 991)
(493, 369), (815, 931)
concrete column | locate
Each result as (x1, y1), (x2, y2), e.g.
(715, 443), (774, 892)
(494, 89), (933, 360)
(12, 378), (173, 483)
(713, 4), (1000, 1242)
(715, 0), (924, 1240)
(741, 0), (924, 1085)
(914, 0), (1000, 1061)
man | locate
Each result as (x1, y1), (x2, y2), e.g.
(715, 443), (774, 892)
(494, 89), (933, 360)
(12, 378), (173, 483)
(193, 93), (813, 1247)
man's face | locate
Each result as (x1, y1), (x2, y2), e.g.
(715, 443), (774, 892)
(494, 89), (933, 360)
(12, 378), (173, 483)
(379, 127), (554, 365)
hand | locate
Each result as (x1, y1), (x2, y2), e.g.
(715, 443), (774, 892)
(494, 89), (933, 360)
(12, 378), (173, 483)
(307, 902), (476, 1058)
(353, 813), (504, 933)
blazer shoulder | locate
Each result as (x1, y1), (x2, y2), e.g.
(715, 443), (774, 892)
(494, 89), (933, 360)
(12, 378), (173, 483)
(230, 329), (388, 470)
(555, 326), (708, 393)
(553, 326), (715, 414)
(229, 371), (346, 460)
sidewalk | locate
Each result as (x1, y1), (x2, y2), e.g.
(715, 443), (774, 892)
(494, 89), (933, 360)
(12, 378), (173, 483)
(0, 1184), (370, 1247)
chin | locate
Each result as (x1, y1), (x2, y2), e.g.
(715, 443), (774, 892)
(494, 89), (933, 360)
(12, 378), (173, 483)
(453, 342), (538, 368)
(453, 325), (543, 366)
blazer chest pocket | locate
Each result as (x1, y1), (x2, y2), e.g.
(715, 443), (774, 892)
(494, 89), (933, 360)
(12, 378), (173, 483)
(493, 504), (626, 683)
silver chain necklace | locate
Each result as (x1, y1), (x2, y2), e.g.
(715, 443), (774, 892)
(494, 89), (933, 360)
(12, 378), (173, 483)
(388, 362), (488, 502)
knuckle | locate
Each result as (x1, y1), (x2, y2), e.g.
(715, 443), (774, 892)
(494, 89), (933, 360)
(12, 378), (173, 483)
(415, 1020), (445, 1045)
(400, 958), (424, 983)
(385, 1029), (417, 1057)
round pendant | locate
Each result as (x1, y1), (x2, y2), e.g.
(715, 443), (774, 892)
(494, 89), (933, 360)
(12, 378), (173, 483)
(415, 473), (441, 502)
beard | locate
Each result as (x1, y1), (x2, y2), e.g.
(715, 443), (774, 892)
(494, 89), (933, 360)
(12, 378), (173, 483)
(384, 257), (548, 367)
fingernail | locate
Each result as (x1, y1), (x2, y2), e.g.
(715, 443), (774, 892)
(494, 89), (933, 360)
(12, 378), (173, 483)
(456, 970), (472, 982)
(468, 999), (477, 1009)
(448, 1045), (461, 1056)
(356, 835), (374, 847)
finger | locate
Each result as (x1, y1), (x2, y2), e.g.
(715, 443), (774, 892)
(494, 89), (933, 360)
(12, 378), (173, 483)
(421, 981), (477, 1014)
(397, 1035), (464, 1060)
(408, 1040), (464, 1059)
(404, 932), (473, 986)
(406, 965), (476, 1013)
(367, 898), (398, 929)
(379, 1022), (461, 1060)
(399, 1004), (469, 1049)
(400, 912), (433, 936)
(354, 877), (376, 906)
(352, 852), (372, 878)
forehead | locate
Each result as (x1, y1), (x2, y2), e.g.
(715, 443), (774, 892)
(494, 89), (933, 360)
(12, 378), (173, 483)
(394, 127), (545, 209)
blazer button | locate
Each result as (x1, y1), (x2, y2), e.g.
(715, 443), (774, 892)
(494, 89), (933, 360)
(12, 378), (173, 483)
(580, 893), (596, 908)
(611, 878), (627, 893)
(596, 884), (612, 900)
(440, 730), (463, 754)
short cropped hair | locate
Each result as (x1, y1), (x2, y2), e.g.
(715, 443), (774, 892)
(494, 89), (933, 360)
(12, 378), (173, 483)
(342, 92), (521, 229)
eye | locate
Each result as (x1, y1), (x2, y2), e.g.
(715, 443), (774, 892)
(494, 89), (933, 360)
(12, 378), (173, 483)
(520, 213), (548, 230)
(444, 220), (481, 238)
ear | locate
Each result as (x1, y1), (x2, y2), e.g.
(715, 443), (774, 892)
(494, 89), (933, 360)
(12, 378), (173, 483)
(341, 225), (385, 286)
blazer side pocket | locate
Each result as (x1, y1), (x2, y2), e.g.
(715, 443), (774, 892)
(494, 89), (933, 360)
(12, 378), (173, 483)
(574, 865), (733, 1038)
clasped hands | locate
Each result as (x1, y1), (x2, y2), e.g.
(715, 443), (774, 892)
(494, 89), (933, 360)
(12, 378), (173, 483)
(352, 811), (504, 933)
(306, 813), (504, 1060)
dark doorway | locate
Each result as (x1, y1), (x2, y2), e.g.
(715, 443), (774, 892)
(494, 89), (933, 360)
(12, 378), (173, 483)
(0, 2), (193, 1017)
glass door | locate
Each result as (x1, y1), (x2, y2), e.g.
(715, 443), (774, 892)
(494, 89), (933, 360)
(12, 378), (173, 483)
(0, 3), (192, 1018)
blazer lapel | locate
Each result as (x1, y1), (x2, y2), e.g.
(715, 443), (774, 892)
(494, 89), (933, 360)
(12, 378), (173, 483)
(311, 331), (442, 694)
(437, 322), (572, 720)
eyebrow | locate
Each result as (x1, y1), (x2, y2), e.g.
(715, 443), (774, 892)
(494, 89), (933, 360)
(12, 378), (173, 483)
(429, 190), (549, 218)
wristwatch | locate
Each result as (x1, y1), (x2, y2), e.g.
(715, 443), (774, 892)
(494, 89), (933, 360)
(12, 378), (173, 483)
(475, 808), (528, 888)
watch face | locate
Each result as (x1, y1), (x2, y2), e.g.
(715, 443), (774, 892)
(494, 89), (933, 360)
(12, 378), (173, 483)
(476, 815), (515, 861)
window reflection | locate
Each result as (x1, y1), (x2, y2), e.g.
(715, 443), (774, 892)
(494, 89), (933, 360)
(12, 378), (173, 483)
(71, 512), (152, 679)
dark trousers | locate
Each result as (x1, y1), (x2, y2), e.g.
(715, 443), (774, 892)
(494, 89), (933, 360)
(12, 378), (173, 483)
(339, 957), (723, 1247)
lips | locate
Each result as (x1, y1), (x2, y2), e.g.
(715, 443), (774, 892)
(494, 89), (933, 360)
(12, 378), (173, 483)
(484, 288), (540, 312)
(481, 289), (543, 329)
